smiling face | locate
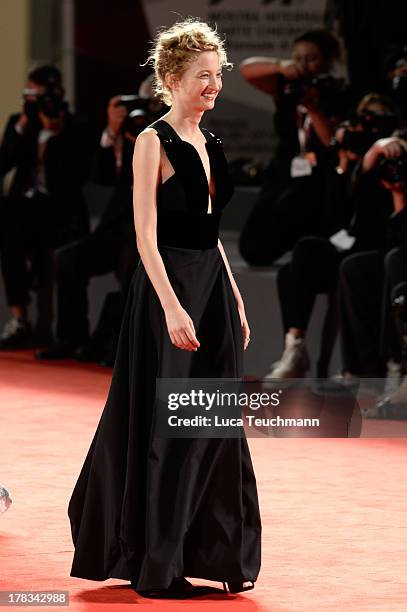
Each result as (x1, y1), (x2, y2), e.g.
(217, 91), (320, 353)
(166, 50), (222, 111)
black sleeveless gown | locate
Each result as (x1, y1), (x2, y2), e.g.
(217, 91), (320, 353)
(68, 120), (262, 590)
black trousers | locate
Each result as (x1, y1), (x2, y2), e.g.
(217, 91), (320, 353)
(0, 194), (57, 304)
(338, 247), (406, 377)
(55, 226), (138, 346)
(277, 236), (342, 332)
(239, 169), (326, 266)
(383, 246), (407, 346)
(0, 194), (72, 336)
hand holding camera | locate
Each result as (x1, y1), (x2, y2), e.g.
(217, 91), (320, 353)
(374, 137), (407, 159)
(19, 84), (67, 133)
(363, 136), (407, 174)
(106, 95), (150, 142)
(107, 95), (128, 137)
(16, 110), (30, 132)
(278, 60), (305, 81)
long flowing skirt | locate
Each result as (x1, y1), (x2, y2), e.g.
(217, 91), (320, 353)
(68, 245), (261, 590)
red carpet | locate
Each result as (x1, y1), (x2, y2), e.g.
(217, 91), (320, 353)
(1, 350), (407, 610)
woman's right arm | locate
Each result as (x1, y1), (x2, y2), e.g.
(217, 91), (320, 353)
(132, 130), (200, 352)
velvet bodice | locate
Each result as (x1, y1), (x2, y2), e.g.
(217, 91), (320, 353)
(149, 119), (234, 249)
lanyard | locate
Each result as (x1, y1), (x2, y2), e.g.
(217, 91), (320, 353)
(297, 107), (312, 157)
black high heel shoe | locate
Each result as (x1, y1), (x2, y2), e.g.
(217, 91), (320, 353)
(133, 577), (221, 599)
(222, 580), (255, 594)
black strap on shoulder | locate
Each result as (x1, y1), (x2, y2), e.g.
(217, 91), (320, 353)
(148, 119), (181, 145)
(201, 127), (222, 146)
(147, 119), (181, 173)
(149, 119), (222, 146)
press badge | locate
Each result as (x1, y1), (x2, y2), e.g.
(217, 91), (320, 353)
(329, 229), (356, 251)
(290, 156), (313, 178)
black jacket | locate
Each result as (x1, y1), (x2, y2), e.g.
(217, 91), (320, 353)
(91, 135), (134, 235)
(0, 112), (95, 219)
(349, 168), (407, 253)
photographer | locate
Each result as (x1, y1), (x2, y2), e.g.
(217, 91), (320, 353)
(385, 45), (407, 122)
(338, 133), (407, 380)
(239, 29), (352, 265)
(265, 94), (400, 378)
(0, 65), (94, 349)
(36, 83), (166, 362)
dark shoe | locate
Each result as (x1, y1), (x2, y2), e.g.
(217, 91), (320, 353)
(73, 342), (104, 363)
(32, 329), (54, 348)
(35, 342), (77, 360)
(99, 353), (115, 368)
(0, 318), (33, 349)
(132, 577), (221, 599)
(222, 580), (255, 594)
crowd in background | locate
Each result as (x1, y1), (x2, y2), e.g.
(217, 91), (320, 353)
(0, 28), (406, 410)
(239, 30), (407, 398)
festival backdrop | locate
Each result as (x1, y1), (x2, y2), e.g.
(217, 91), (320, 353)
(141, 0), (328, 164)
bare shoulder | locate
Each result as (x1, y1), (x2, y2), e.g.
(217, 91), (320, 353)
(135, 127), (160, 150)
(133, 128), (161, 169)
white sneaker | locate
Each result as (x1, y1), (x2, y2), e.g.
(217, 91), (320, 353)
(379, 359), (402, 401)
(331, 371), (360, 387)
(0, 317), (32, 349)
(264, 333), (310, 379)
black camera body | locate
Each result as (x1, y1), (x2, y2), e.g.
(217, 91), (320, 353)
(378, 152), (407, 185)
(115, 95), (145, 114)
(115, 95), (152, 138)
(23, 85), (67, 124)
(340, 130), (373, 156)
(340, 112), (400, 156)
(282, 73), (339, 104)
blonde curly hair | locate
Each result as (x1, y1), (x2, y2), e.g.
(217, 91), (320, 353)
(143, 18), (233, 106)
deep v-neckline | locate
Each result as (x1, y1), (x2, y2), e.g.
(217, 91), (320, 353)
(159, 119), (215, 213)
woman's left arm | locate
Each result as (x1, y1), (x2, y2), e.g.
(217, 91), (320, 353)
(218, 239), (251, 350)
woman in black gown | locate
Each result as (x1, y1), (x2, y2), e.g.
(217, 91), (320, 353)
(68, 18), (262, 598)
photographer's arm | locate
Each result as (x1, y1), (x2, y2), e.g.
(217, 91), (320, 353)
(0, 115), (30, 176)
(133, 130), (199, 352)
(92, 96), (128, 185)
(392, 191), (407, 215)
(304, 105), (334, 148)
(385, 192), (407, 249)
(362, 137), (407, 173)
(240, 57), (301, 96)
(362, 137), (407, 248)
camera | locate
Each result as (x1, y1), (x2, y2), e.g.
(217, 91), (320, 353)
(114, 95), (150, 138)
(338, 111), (400, 156)
(377, 152), (407, 185)
(23, 85), (67, 124)
(282, 73), (340, 105)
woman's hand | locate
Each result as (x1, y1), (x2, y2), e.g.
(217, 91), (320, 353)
(164, 303), (200, 352)
(238, 302), (251, 351)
